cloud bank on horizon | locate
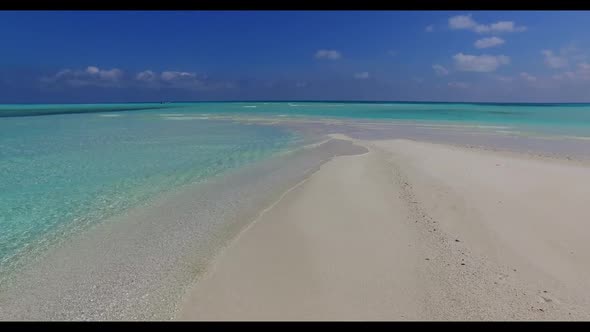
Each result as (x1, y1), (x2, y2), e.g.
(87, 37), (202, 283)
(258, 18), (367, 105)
(1, 11), (589, 103)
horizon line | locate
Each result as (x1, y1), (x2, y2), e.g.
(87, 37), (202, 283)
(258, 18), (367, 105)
(3, 100), (590, 106)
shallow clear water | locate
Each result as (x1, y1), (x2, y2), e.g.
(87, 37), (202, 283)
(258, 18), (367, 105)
(0, 111), (300, 274)
(151, 101), (590, 138)
(2, 100), (590, 277)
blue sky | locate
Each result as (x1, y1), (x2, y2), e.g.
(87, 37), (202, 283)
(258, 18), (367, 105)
(1, 11), (590, 103)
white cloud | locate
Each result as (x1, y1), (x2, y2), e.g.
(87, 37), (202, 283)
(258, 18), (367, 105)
(432, 64), (450, 76)
(135, 69), (231, 91)
(83, 66), (123, 81)
(354, 72), (370, 79)
(86, 66), (100, 75)
(551, 62), (590, 81)
(136, 70), (157, 82)
(474, 37), (505, 49)
(425, 25), (434, 32)
(54, 69), (72, 78)
(520, 72), (537, 82)
(97, 68), (123, 81)
(314, 49), (342, 60)
(449, 15), (477, 30)
(42, 66), (123, 87)
(295, 82), (308, 88)
(578, 62), (590, 79)
(453, 53), (510, 72)
(160, 71), (197, 81)
(553, 71), (576, 80)
(448, 81), (470, 88)
(542, 50), (569, 69)
(449, 15), (526, 34)
(42, 66), (232, 91)
(387, 50), (397, 56)
(159, 71), (206, 89)
(495, 75), (514, 82)
(476, 21), (527, 33)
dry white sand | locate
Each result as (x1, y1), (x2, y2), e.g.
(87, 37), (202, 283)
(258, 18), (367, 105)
(178, 136), (590, 320)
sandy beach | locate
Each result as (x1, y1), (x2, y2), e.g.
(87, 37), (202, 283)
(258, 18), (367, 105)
(178, 135), (590, 320)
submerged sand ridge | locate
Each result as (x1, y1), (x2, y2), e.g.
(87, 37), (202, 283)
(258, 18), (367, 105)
(179, 136), (590, 320)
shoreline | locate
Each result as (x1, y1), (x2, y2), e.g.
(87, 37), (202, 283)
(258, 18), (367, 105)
(0, 136), (366, 320)
(178, 135), (590, 320)
(2, 121), (590, 320)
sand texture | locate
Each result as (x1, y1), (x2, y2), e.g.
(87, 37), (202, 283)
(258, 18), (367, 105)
(179, 137), (590, 320)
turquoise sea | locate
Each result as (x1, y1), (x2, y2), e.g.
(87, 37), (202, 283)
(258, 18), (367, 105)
(0, 108), (301, 275)
(4, 101), (590, 136)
